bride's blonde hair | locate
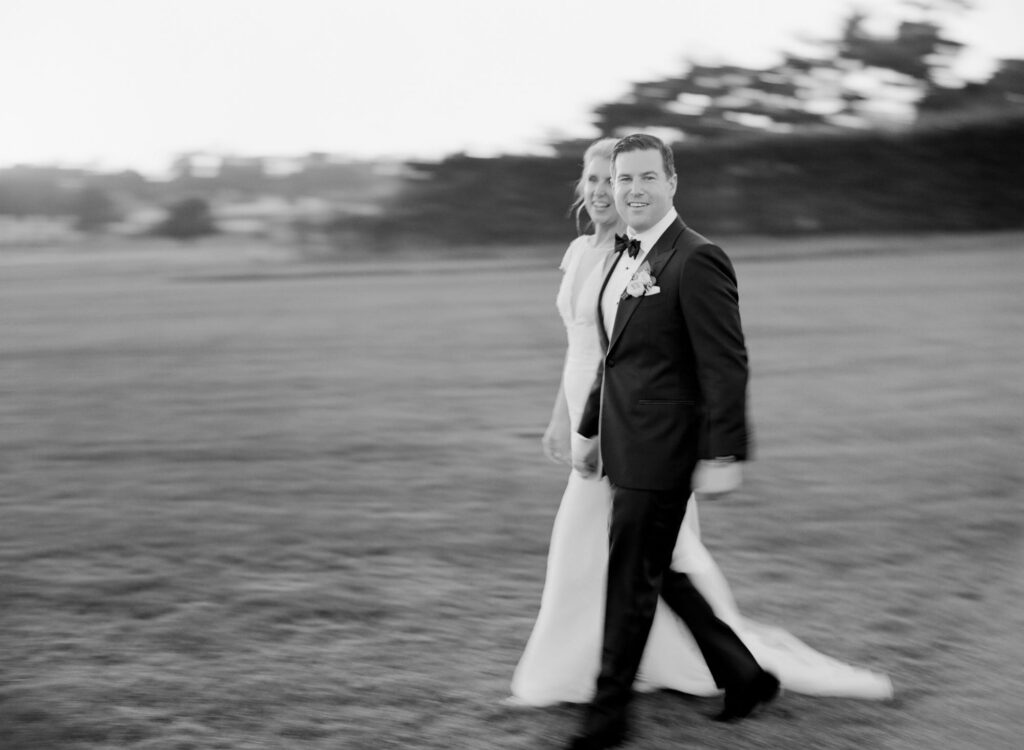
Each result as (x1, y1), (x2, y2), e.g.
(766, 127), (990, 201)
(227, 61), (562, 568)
(569, 137), (619, 236)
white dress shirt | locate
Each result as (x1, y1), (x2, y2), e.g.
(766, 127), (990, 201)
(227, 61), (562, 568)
(600, 208), (679, 339)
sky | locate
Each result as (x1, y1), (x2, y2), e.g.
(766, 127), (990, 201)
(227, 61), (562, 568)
(1, 0), (1021, 175)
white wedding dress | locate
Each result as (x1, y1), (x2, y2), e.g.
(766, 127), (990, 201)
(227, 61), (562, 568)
(510, 235), (893, 705)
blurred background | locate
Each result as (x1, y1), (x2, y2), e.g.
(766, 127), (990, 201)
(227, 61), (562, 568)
(2, 2), (1023, 749)
(1, 0), (1022, 251)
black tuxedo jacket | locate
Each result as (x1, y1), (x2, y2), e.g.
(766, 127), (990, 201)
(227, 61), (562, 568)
(578, 217), (751, 490)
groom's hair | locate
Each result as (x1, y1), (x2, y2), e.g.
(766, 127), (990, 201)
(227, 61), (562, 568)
(612, 133), (676, 178)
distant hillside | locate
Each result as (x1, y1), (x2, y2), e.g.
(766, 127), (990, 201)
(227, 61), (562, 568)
(0, 155), (406, 220)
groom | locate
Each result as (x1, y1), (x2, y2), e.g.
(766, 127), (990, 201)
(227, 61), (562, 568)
(568, 134), (778, 749)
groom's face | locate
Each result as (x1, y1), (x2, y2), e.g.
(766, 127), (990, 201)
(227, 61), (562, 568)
(612, 148), (677, 233)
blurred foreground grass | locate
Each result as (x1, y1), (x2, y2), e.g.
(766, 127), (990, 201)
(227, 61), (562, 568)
(1, 233), (1021, 749)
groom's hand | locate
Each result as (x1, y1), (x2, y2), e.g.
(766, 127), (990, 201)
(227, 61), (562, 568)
(693, 457), (742, 499)
(571, 434), (600, 478)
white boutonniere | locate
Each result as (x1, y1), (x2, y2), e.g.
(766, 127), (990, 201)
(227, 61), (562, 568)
(622, 261), (660, 299)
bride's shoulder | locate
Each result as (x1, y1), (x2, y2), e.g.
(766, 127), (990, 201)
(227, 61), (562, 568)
(560, 235), (601, 272)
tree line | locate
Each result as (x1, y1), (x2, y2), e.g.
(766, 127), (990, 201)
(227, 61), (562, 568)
(1, 1), (1021, 244)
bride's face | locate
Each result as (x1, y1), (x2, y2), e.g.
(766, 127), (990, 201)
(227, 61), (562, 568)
(583, 156), (618, 229)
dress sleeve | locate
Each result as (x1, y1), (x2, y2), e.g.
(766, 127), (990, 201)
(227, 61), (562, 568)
(558, 238), (578, 272)
(554, 238), (582, 327)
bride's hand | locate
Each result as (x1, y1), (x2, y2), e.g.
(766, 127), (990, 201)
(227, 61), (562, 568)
(571, 434), (600, 478)
(542, 420), (571, 465)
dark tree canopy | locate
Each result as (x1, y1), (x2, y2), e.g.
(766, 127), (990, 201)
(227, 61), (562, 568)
(154, 197), (218, 241)
(74, 186), (120, 231)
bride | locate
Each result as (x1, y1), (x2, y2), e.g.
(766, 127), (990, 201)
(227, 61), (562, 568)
(510, 137), (893, 707)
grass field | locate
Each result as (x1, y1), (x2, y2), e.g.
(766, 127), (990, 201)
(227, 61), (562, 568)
(1, 233), (1021, 749)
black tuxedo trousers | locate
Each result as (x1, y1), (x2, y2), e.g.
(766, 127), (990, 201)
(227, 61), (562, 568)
(586, 484), (761, 730)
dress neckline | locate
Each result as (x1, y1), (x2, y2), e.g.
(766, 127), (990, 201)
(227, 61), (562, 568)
(568, 234), (614, 322)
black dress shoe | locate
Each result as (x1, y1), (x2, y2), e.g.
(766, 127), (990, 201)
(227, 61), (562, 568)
(565, 718), (627, 749)
(714, 671), (780, 722)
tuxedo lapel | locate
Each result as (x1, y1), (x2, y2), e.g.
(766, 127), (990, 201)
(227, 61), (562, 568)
(595, 249), (623, 351)
(606, 219), (687, 354)
(607, 285), (642, 354)
(648, 220), (686, 279)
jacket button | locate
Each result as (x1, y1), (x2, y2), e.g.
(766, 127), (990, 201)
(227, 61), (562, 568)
(607, 358), (616, 367)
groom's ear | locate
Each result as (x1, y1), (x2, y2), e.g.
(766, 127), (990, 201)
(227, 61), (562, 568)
(668, 173), (678, 196)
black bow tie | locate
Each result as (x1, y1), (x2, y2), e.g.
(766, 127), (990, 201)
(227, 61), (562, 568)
(615, 234), (642, 259)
